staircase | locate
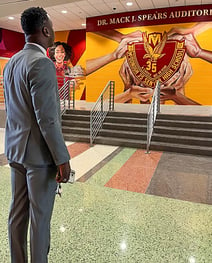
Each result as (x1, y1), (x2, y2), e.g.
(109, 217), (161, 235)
(62, 109), (90, 143)
(62, 109), (212, 156)
(62, 109), (147, 147)
(152, 114), (212, 156)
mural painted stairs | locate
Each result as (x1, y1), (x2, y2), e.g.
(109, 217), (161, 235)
(62, 109), (212, 156)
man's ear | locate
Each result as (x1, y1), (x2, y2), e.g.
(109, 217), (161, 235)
(42, 26), (50, 37)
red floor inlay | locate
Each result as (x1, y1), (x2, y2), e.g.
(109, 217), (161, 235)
(105, 150), (162, 193)
(67, 142), (90, 158)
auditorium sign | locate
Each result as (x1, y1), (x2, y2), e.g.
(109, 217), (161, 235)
(126, 32), (186, 88)
(86, 4), (212, 31)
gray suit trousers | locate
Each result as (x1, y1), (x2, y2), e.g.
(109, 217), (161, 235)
(8, 162), (57, 263)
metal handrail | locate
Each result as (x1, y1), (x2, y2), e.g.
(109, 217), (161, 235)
(90, 80), (115, 146)
(57, 76), (75, 115)
(0, 75), (76, 113)
(146, 81), (161, 153)
(0, 75), (4, 105)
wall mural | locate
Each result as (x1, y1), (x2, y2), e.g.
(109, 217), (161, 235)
(48, 30), (86, 101)
(86, 4), (212, 105)
(0, 5), (212, 105)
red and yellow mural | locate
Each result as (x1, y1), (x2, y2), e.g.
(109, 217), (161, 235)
(1, 4), (212, 105)
(53, 30), (86, 100)
(86, 4), (212, 105)
(0, 29), (86, 101)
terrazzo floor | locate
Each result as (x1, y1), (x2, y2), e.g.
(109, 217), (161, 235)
(0, 129), (212, 262)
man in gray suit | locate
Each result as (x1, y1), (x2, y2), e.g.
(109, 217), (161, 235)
(3, 7), (71, 263)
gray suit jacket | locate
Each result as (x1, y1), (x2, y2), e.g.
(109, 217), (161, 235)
(3, 43), (70, 166)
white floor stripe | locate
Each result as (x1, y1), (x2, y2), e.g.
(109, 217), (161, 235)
(0, 134), (118, 180)
(70, 144), (118, 180)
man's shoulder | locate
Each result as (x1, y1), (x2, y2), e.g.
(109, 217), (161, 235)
(32, 55), (55, 68)
(28, 56), (56, 78)
(3, 50), (23, 72)
(7, 48), (50, 65)
(8, 49), (24, 61)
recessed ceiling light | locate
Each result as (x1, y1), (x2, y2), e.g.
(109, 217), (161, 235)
(61, 10), (67, 14)
(81, 23), (86, 27)
(8, 16), (14, 20)
(126, 2), (133, 6)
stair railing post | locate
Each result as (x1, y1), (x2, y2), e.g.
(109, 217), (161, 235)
(109, 81), (115, 111)
(156, 81), (160, 114)
(63, 77), (66, 111)
(90, 111), (93, 146)
(146, 81), (161, 154)
(72, 80), (75, 110)
(68, 80), (70, 110)
(101, 94), (104, 121)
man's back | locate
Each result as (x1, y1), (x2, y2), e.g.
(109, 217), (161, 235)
(4, 43), (64, 165)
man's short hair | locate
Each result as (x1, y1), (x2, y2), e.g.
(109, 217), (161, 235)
(21, 7), (48, 35)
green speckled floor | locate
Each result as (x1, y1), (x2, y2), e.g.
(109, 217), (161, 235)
(1, 165), (212, 263)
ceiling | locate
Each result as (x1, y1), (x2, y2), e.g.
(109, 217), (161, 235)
(0, 0), (211, 33)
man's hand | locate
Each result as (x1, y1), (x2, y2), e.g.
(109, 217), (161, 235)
(56, 162), (71, 183)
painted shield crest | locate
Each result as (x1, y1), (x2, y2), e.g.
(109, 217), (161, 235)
(126, 32), (186, 88)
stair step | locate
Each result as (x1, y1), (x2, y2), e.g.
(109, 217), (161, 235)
(99, 129), (146, 140)
(103, 122), (147, 132)
(154, 126), (212, 137)
(62, 120), (90, 128)
(155, 119), (212, 129)
(62, 127), (90, 135)
(66, 109), (90, 115)
(63, 114), (90, 121)
(104, 116), (147, 124)
(150, 141), (212, 156)
(157, 113), (212, 122)
(107, 111), (147, 118)
(152, 133), (212, 147)
(94, 136), (147, 148)
(63, 133), (90, 143)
